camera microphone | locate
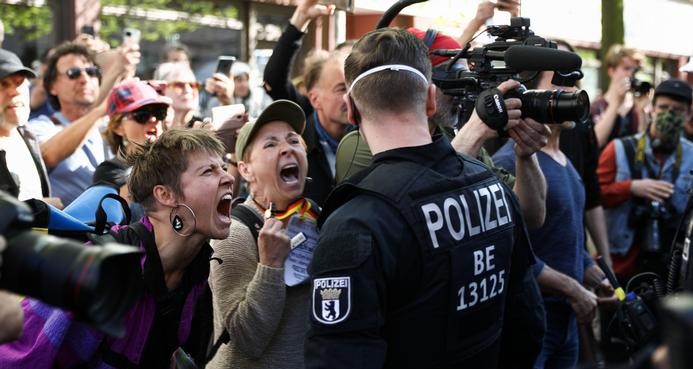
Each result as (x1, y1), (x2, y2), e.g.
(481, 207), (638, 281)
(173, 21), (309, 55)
(504, 45), (582, 72)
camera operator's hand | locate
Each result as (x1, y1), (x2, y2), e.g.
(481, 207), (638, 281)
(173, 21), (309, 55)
(567, 281), (598, 324)
(257, 217), (291, 268)
(205, 73), (235, 105)
(452, 79), (523, 157)
(508, 117), (550, 158)
(290, 0), (335, 32)
(630, 178), (674, 203)
(583, 264), (606, 290)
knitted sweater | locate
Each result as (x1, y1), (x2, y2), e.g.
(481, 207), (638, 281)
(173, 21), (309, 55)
(208, 203), (310, 369)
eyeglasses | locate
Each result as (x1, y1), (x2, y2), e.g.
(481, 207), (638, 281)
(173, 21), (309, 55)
(168, 81), (200, 91)
(128, 106), (168, 124)
(64, 66), (100, 80)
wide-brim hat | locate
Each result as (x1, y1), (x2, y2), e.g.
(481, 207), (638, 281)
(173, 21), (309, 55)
(235, 99), (306, 160)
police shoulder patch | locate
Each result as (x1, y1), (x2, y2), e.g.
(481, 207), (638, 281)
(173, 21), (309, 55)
(312, 276), (351, 325)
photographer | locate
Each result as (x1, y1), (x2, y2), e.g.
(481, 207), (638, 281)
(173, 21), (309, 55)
(591, 44), (648, 148)
(598, 79), (693, 280)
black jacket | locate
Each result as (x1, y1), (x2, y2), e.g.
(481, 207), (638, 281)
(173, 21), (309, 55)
(306, 137), (543, 369)
(263, 23), (314, 116)
(303, 114), (335, 206)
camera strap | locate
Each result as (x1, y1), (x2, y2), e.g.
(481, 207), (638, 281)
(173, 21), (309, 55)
(623, 135), (682, 183)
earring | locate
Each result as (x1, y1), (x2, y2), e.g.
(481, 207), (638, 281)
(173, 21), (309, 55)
(169, 203), (197, 237)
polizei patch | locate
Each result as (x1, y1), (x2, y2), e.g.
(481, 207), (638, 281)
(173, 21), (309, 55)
(313, 277), (351, 324)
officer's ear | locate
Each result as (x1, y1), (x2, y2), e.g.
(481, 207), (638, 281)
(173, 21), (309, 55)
(426, 84), (437, 118)
(345, 93), (361, 125)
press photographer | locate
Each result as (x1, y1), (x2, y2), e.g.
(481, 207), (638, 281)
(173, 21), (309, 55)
(597, 79), (693, 364)
(599, 79), (693, 282)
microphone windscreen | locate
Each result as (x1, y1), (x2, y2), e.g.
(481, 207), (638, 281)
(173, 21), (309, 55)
(504, 46), (582, 72)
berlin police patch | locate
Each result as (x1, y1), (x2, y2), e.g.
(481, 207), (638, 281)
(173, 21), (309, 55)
(313, 277), (350, 324)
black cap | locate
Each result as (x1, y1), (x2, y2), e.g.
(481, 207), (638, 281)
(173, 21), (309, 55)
(0, 48), (37, 79)
(654, 79), (692, 105)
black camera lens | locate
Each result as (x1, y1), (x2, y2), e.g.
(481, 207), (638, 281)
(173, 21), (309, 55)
(0, 231), (143, 337)
(520, 89), (590, 124)
(631, 77), (653, 97)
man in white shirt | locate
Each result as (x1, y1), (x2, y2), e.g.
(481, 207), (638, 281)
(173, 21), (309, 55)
(0, 48), (52, 202)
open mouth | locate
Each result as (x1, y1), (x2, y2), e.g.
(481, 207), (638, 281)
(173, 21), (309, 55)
(280, 163), (300, 184)
(145, 127), (158, 139)
(217, 193), (233, 220)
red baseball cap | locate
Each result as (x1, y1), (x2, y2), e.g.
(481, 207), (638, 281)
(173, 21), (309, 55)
(107, 80), (171, 119)
(407, 27), (461, 67)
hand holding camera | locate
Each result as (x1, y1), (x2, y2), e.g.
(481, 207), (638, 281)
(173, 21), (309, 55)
(630, 178), (675, 203)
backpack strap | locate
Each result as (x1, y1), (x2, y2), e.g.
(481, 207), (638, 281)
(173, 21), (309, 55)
(230, 204), (264, 241)
(621, 136), (642, 180)
(93, 193), (132, 235)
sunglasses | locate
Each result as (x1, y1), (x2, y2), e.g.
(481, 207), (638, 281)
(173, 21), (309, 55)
(168, 81), (200, 90)
(64, 66), (100, 80)
(128, 106), (168, 124)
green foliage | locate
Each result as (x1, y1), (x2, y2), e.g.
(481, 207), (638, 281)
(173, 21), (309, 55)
(99, 0), (239, 46)
(0, 4), (53, 41)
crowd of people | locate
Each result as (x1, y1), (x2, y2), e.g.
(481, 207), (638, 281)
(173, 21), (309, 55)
(0, 0), (692, 368)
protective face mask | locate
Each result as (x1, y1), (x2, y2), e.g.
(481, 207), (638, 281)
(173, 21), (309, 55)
(651, 110), (685, 153)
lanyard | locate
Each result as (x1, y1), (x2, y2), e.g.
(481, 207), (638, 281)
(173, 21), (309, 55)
(272, 198), (318, 221)
(635, 134), (682, 181)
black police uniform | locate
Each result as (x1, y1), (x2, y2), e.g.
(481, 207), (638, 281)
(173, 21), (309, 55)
(305, 137), (541, 369)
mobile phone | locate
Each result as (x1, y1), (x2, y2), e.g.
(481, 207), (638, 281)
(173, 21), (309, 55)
(216, 56), (236, 75)
(81, 25), (95, 37)
(320, 0), (354, 12)
(122, 28), (141, 46)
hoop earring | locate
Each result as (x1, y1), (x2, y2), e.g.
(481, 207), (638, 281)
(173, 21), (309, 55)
(169, 203), (197, 237)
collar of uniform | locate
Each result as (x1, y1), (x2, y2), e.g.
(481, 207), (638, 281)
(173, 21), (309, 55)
(371, 134), (454, 166)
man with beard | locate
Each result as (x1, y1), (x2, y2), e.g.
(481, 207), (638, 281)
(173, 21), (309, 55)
(598, 79), (693, 280)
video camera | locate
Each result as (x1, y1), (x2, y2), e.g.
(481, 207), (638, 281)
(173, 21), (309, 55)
(429, 17), (590, 132)
(0, 191), (143, 337)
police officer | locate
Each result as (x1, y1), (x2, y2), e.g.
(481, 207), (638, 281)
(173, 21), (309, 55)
(305, 28), (541, 369)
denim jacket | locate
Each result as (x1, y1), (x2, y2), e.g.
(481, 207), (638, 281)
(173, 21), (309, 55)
(606, 133), (693, 254)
